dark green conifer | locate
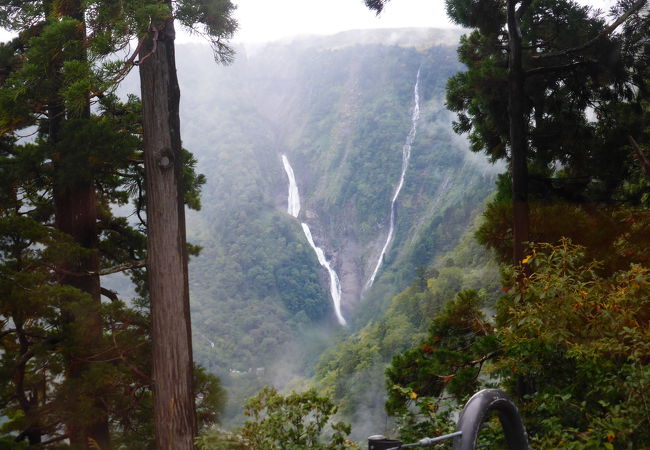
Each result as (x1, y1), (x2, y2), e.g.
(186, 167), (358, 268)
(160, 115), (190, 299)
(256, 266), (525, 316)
(0, 0), (235, 447)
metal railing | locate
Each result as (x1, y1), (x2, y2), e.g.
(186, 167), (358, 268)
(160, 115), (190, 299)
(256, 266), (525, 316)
(368, 389), (529, 450)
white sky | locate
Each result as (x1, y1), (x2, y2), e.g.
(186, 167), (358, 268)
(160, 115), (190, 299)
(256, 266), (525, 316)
(226, 0), (454, 44)
(0, 0), (616, 44)
(211, 0), (615, 44)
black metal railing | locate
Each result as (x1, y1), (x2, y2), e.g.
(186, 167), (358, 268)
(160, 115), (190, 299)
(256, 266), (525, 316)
(368, 389), (529, 450)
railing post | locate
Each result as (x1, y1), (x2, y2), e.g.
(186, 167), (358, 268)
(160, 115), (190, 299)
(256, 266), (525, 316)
(453, 389), (529, 450)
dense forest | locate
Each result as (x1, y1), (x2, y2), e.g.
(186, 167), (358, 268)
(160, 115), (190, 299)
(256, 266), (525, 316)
(1, 0), (649, 448)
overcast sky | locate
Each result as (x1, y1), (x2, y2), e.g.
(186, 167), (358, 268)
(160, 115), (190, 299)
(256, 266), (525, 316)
(0, 0), (616, 44)
(212, 0), (615, 44)
(226, 0), (455, 44)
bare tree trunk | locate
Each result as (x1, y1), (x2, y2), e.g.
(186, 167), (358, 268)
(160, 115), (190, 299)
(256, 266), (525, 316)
(508, 0), (530, 266)
(138, 8), (197, 450)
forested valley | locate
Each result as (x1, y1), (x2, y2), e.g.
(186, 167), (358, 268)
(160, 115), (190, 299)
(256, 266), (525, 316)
(170, 31), (499, 434)
(1, 0), (649, 449)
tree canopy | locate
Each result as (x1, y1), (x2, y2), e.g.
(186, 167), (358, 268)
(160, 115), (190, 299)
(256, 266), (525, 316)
(0, 0), (235, 446)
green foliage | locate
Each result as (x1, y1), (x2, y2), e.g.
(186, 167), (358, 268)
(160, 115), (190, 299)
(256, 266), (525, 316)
(384, 290), (498, 442)
(182, 148), (207, 210)
(0, 0), (234, 443)
(314, 220), (500, 440)
(618, 68), (650, 208)
(196, 366), (228, 430)
(382, 239), (650, 448)
(446, 0), (649, 202)
(190, 210), (329, 373)
(197, 386), (356, 450)
(495, 240), (650, 448)
(387, 290), (497, 410)
(175, 0), (237, 63)
(384, 387), (458, 446)
(476, 200), (650, 273)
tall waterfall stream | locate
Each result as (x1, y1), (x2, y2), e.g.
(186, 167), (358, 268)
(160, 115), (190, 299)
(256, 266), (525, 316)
(281, 155), (347, 326)
(279, 69), (421, 321)
(366, 69), (421, 290)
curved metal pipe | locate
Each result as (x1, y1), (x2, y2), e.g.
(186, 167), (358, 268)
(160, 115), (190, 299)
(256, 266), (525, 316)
(453, 389), (529, 450)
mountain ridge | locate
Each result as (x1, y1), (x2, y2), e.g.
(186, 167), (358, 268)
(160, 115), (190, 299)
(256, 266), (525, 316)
(239, 27), (465, 53)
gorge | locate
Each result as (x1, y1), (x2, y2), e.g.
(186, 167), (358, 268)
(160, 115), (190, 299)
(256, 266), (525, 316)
(171, 28), (498, 425)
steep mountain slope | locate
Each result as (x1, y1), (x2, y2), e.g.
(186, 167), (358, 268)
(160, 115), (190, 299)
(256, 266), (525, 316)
(173, 28), (498, 421)
(314, 217), (501, 440)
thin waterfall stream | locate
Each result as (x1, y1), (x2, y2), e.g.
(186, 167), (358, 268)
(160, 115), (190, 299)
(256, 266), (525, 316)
(281, 155), (347, 326)
(366, 68), (421, 290)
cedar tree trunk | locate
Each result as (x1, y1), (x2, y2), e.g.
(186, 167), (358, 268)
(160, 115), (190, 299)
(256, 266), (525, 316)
(53, 177), (110, 449)
(138, 10), (197, 450)
(507, 0), (530, 266)
(52, 2), (111, 446)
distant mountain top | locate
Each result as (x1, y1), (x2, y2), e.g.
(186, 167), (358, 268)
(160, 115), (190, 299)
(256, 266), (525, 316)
(242, 27), (465, 52)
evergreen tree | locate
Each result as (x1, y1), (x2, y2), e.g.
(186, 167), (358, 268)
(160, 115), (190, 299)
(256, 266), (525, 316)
(445, 0), (648, 263)
(0, 0), (235, 447)
(0, 55), (151, 447)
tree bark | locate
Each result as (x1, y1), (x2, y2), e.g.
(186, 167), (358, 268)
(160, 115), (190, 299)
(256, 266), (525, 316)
(51, 2), (110, 447)
(508, 0), (530, 266)
(54, 178), (110, 449)
(138, 8), (197, 450)
(14, 320), (42, 445)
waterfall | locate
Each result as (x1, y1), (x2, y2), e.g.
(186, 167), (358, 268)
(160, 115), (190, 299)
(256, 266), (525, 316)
(281, 155), (347, 325)
(281, 155), (301, 218)
(300, 224), (346, 326)
(366, 68), (421, 290)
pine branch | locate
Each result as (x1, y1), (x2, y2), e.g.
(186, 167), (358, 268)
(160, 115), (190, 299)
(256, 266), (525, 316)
(46, 260), (146, 277)
(0, 329), (17, 340)
(35, 433), (69, 446)
(135, 175), (147, 228)
(525, 59), (591, 76)
(628, 135), (650, 177)
(97, 260), (146, 276)
(111, 330), (150, 383)
(89, 22), (161, 101)
(14, 337), (60, 369)
(134, 23), (160, 66)
(467, 351), (500, 367)
(529, 174), (591, 182)
(100, 287), (119, 302)
(365, 0), (389, 14)
(533, 0), (648, 60)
